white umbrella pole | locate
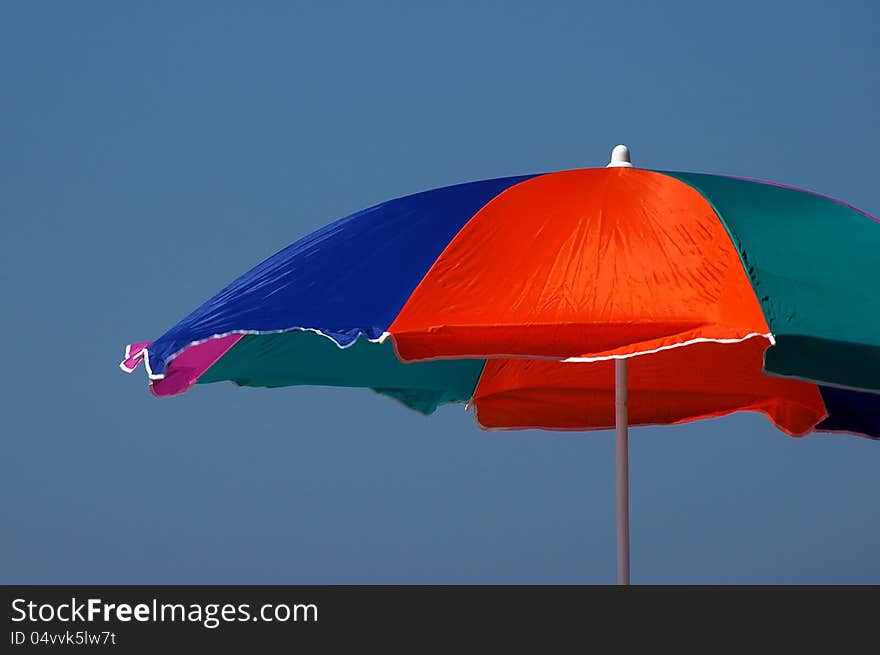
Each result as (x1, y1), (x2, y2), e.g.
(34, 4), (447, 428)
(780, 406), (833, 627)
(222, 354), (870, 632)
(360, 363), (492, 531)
(615, 358), (630, 585)
(606, 144), (633, 585)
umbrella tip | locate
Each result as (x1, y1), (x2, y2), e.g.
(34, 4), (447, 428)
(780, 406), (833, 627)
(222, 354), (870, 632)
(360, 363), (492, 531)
(607, 144), (633, 168)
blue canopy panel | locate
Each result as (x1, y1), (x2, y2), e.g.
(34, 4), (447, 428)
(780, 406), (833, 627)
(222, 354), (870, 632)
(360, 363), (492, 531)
(145, 174), (537, 378)
(817, 387), (880, 440)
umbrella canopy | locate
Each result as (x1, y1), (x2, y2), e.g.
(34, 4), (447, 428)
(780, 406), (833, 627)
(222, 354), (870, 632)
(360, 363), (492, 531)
(121, 148), (880, 440)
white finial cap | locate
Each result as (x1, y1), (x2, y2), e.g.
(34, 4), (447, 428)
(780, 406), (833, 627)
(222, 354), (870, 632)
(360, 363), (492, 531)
(607, 144), (633, 168)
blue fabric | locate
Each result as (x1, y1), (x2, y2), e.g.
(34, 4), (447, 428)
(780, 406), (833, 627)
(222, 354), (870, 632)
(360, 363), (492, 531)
(817, 386), (880, 440)
(146, 174), (536, 376)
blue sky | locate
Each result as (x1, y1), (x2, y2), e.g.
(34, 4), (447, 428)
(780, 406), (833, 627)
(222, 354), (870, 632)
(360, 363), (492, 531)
(2, 1), (878, 583)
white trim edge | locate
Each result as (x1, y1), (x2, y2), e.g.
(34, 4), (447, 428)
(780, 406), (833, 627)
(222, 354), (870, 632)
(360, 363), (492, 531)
(562, 332), (775, 363)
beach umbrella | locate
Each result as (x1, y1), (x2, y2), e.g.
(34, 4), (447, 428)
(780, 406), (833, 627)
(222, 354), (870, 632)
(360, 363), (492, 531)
(120, 145), (880, 584)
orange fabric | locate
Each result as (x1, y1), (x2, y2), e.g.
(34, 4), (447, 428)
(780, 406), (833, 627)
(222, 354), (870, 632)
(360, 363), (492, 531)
(389, 168), (771, 361)
(472, 339), (827, 436)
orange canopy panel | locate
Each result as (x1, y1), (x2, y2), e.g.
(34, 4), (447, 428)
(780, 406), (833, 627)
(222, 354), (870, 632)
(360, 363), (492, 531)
(472, 338), (827, 436)
(390, 168), (770, 361)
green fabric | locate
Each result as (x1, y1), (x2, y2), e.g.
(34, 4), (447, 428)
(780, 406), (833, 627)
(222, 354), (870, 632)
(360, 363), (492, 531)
(197, 331), (484, 414)
(665, 171), (880, 391)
